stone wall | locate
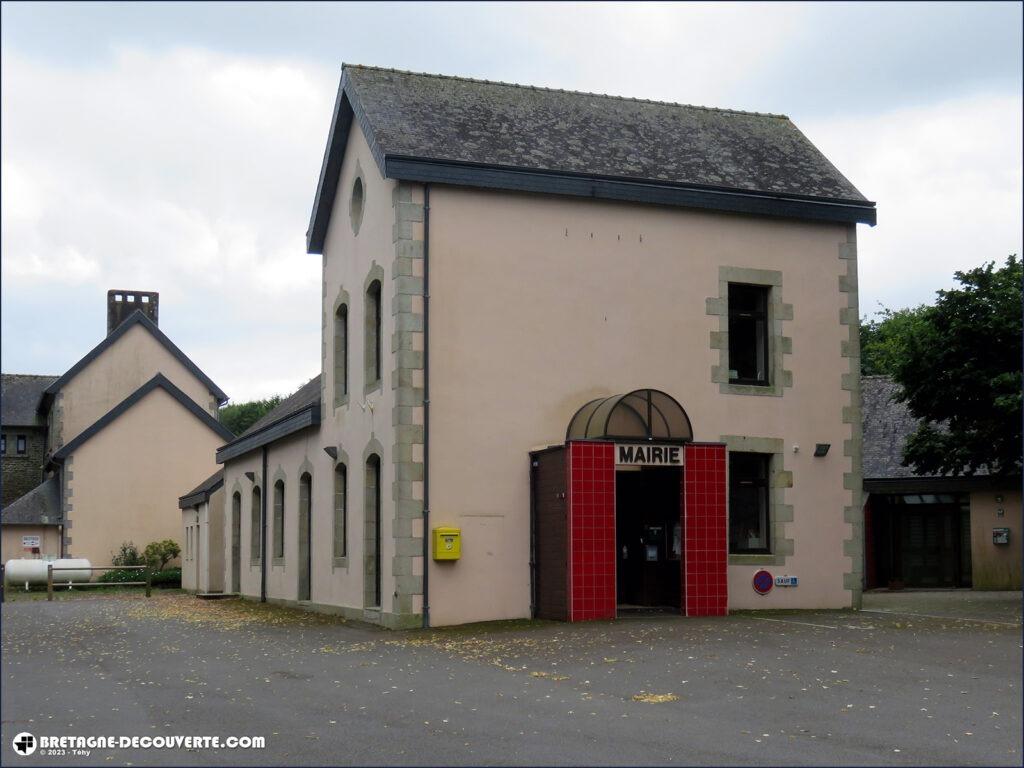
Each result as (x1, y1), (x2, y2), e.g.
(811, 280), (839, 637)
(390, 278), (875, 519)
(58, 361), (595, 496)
(1, 427), (47, 507)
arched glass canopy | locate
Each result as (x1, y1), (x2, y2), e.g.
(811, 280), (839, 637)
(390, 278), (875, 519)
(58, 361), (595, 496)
(566, 389), (693, 443)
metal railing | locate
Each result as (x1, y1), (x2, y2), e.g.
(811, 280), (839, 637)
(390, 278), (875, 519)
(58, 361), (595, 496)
(47, 565), (152, 601)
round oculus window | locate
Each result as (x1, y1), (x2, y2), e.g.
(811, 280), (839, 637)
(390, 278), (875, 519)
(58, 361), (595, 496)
(350, 176), (365, 235)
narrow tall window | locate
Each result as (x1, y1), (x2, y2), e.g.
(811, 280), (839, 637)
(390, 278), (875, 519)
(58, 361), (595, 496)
(334, 304), (349, 406)
(16, 434), (27, 455)
(364, 455), (381, 608)
(273, 480), (285, 560)
(729, 452), (771, 554)
(728, 284), (770, 385)
(250, 486), (262, 563)
(334, 463), (347, 558)
(365, 280), (382, 387)
(1, 434), (6, 455)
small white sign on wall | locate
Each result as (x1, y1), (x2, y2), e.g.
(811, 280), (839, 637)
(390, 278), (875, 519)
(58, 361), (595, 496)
(21, 535), (41, 548)
(774, 575), (798, 587)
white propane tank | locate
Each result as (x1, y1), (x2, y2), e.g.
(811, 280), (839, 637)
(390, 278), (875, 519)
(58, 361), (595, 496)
(4, 558), (91, 587)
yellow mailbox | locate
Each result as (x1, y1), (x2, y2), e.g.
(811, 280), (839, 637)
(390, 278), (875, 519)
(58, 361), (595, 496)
(433, 527), (461, 561)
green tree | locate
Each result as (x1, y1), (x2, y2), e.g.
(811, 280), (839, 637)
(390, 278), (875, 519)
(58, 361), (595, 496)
(143, 539), (181, 571)
(894, 255), (1022, 477)
(860, 305), (930, 376)
(218, 395), (282, 435)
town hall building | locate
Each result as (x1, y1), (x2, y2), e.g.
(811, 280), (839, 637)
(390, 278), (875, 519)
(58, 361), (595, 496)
(212, 65), (876, 628)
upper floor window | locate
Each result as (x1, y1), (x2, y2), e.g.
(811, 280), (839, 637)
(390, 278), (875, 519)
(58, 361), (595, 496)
(334, 304), (348, 407)
(1, 434), (6, 455)
(728, 284), (770, 386)
(729, 452), (771, 554)
(365, 280), (382, 388)
(350, 177), (365, 235)
(273, 480), (285, 560)
(16, 435), (27, 455)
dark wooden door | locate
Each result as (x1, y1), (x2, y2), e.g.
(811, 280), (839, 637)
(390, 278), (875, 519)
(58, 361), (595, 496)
(532, 448), (567, 621)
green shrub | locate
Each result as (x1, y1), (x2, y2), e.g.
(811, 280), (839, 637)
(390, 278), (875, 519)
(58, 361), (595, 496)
(151, 568), (181, 588)
(143, 540), (181, 571)
(111, 541), (145, 567)
(98, 568), (144, 584)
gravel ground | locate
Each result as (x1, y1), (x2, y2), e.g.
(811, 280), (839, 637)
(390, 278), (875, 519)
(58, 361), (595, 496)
(2, 591), (1020, 766)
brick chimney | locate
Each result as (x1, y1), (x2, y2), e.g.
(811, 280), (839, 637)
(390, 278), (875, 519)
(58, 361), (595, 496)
(107, 290), (159, 335)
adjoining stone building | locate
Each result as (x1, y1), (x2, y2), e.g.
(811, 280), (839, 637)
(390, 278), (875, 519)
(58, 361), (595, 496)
(1, 291), (232, 566)
(1, 374), (58, 508)
(213, 65), (877, 627)
(862, 375), (1021, 590)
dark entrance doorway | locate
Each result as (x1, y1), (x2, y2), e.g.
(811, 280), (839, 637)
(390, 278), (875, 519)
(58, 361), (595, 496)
(869, 493), (971, 589)
(616, 467), (681, 610)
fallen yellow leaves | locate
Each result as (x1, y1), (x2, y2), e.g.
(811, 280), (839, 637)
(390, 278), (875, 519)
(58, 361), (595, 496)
(632, 693), (679, 703)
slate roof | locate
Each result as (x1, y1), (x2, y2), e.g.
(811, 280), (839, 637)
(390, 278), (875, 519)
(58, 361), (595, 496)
(308, 65), (876, 251)
(862, 376), (923, 480)
(179, 469), (224, 509)
(348, 66), (867, 201)
(1, 374), (58, 427)
(1, 476), (61, 525)
(239, 375), (322, 438)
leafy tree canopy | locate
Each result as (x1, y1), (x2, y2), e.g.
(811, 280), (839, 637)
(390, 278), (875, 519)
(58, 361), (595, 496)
(892, 255), (1021, 477)
(218, 395), (283, 436)
(860, 305), (930, 376)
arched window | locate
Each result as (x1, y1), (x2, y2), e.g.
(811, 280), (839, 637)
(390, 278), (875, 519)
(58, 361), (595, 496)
(364, 454), (381, 608)
(298, 472), (313, 601)
(273, 480), (285, 560)
(334, 304), (348, 406)
(250, 486), (262, 564)
(231, 492), (242, 592)
(365, 280), (382, 387)
(334, 463), (347, 559)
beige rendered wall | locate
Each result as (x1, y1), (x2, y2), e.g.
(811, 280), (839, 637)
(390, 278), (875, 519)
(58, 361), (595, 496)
(223, 453), (263, 599)
(314, 118), (416, 626)
(201, 486), (225, 593)
(427, 187), (859, 624)
(182, 507), (199, 592)
(54, 323), (218, 449)
(970, 489), (1022, 589)
(64, 387), (223, 567)
(1, 525), (61, 563)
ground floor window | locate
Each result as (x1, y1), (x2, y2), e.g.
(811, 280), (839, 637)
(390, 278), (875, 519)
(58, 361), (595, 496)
(250, 486), (262, 564)
(728, 452), (771, 554)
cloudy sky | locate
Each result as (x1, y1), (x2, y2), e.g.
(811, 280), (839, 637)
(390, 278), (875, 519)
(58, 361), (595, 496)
(3, 2), (1021, 402)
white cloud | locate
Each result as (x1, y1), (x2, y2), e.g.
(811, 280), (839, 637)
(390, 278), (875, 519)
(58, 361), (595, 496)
(803, 91), (1023, 314)
(1, 47), (335, 399)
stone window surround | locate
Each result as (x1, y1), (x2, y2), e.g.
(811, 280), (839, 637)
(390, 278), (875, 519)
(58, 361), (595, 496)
(332, 446), (351, 569)
(271, 468), (287, 567)
(720, 435), (794, 567)
(363, 265), (385, 396)
(332, 288), (351, 410)
(708, 266), (793, 397)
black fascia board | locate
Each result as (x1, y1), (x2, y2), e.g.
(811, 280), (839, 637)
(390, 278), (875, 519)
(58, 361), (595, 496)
(385, 157), (878, 226)
(39, 310), (229, 413)
(216, 402), (322, 464)
(178, 476), (225, 509)
(863, 475), (1010, 494)
(50, 373), (234, 464)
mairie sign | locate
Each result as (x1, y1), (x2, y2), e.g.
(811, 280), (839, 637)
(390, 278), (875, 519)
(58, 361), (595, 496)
(615, 443), (684, 467)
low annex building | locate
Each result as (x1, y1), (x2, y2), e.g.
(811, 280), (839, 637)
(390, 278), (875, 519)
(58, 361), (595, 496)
(1, 291), (232, 567)
(862, 375), (1021, 590)
(214, 65), (877, 627)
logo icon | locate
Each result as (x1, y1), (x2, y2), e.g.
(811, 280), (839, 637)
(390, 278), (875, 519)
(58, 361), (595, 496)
(13, 733), (36, 756)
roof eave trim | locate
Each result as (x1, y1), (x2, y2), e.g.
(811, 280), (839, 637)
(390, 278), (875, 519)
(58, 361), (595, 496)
(178, 477), (225, 509)
(216, 403), (322, 464)
(385, 157), (878, 226)
(49, 373), (234, 464)
(41, 311), (229, 407)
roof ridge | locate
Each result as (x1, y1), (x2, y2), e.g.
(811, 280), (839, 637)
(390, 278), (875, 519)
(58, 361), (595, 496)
(343, 63), (789, 120)
(2, 373), (60, 378)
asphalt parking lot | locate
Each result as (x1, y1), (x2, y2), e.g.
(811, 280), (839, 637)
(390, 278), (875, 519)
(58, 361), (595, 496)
(2, 591), (1020, 766)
